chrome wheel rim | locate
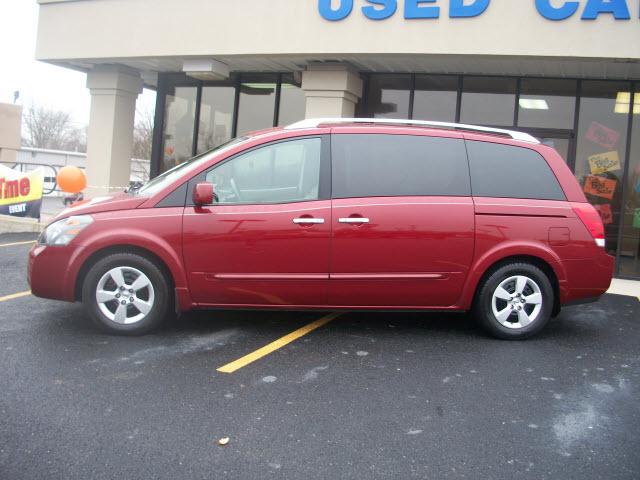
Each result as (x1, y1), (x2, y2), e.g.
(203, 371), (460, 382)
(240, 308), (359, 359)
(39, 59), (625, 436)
(96, 266), (155, 325)
(491, 275), (543, 330)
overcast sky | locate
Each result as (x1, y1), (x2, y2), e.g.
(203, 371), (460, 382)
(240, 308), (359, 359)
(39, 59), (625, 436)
(0, 0), (156, 129)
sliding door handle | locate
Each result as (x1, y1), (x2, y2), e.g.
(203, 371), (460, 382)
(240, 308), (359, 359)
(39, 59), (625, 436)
(338, 217), (370, 224)
(293, 217), (325, 224)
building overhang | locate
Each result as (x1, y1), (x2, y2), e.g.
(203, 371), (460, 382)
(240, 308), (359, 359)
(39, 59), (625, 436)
(36, 0), (640, 85)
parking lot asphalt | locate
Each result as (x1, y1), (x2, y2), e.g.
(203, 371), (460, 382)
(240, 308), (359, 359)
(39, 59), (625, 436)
(1, 232), (640, 480)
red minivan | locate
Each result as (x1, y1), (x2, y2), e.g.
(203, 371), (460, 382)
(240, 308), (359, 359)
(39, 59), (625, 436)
(28, 119), (614, 339)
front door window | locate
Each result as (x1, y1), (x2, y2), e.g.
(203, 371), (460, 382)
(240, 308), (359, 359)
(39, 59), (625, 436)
(205, 138), (322, 204)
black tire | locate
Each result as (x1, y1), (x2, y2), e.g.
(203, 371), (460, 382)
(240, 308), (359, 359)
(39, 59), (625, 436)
(473, 262), (554, 340)
(82, 252), (173, 335)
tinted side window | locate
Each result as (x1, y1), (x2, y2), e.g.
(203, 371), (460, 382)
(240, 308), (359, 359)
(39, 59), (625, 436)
(467, 141), (565, 201)
(205, 137), (322, 204)
(332, 134), (470, 198)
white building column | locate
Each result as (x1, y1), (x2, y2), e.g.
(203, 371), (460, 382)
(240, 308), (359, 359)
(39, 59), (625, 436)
(301, 64), (363, 118)
(85, 65), (143, 197)
(0, 103), (22, 165)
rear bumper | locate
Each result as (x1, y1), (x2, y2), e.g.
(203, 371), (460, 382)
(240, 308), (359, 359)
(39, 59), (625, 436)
(561, 252), (614, 305)
(28, 243), (85, 302)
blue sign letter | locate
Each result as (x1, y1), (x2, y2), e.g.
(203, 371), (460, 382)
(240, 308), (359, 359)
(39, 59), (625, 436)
(363, 0), (397, 20)
(581, 0), (631, 20)
(450, 0), (490, 18)
(405, 0), (440, 19)
(318, 0), (353, 21)
(535, 0), (579, 20)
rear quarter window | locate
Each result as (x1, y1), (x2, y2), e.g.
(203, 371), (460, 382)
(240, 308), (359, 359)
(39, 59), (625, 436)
(332, 134), (471, 198)
(466, 141), (566, 201)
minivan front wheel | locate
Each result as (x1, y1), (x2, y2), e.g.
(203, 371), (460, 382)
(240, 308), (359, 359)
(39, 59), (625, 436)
(474, 263), (554, 340)
(82, 252), (172, 335)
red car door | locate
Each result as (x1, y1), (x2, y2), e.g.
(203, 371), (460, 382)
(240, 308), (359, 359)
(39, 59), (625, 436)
(328, 131), (475, 308)
(182, 136), (331, 306)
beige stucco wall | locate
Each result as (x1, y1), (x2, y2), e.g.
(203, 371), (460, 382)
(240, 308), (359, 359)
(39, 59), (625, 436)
(0, 103), (22, 151)
(0, 103), (22, 164)
(36, 0), (640, 62)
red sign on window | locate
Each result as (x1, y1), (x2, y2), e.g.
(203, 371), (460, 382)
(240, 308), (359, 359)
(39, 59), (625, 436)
(585, 122), (620, 150)
(594, 203), (613, 225)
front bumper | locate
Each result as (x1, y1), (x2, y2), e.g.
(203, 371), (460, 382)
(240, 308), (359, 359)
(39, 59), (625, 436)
(28, 242), (86, 302)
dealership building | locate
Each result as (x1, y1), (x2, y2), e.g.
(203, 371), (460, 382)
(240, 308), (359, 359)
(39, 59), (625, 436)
(36, 0), (640, 278)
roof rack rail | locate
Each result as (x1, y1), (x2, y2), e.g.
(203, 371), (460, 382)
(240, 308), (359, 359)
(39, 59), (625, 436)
(285, 118), (540, 144)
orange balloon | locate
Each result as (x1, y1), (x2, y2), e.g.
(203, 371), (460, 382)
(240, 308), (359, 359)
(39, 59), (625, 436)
(57, 166), (87, 194)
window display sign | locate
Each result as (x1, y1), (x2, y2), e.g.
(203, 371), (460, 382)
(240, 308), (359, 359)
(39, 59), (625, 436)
(588, 151), (621, 175)
(585, 121), (621, 150)
(0, 165), (44, 219)
(594, 203), (613, 225)
(583, 175), (617, 200)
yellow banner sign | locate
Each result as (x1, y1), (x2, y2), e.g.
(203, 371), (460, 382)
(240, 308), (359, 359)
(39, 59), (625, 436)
(0, 165), (44, 218)
(588, 151), (621, 175)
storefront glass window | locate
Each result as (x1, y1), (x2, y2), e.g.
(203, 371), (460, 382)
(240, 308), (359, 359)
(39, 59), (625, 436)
(575, 81), (631, 256)
(277, 74), (306, 126)
(461, 77), (517, 127)
(197, 85), (235, 154)
(367, 74), (411, 119)
(236, 74), (278, 136)
(619, 89), (640, 277)
(518, 79), (577, 130)
(412, 75), (458, 122)
(161, 85), (197, 171)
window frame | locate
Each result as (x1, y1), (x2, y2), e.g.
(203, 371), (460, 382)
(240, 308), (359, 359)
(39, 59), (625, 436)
(186, 135), (331, 207)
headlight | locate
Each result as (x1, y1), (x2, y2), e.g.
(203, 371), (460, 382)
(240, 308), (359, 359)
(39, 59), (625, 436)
(38, 215), (93, 246)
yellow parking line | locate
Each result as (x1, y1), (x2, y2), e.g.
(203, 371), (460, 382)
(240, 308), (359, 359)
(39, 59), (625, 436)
(0, 240), (36, 248)
(217, 312), (341, 374)
(0, 291), (31, 302)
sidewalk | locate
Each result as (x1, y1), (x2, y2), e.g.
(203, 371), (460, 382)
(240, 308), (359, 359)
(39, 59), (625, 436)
(608, 278), (640, 301)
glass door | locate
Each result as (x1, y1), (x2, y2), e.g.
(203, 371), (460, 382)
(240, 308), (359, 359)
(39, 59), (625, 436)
(519, 128), (575, 166)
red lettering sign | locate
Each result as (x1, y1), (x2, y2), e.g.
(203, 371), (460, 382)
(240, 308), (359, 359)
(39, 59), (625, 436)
(19, 177), (30, 196)
(594, 203), (613, 225)
(4, 179), (19, 199)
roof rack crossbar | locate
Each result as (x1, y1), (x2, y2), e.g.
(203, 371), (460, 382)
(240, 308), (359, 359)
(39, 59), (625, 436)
(285, 118), (540, 144)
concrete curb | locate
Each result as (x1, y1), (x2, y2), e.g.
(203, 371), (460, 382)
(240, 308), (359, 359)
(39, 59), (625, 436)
(0, 214), (45, 234)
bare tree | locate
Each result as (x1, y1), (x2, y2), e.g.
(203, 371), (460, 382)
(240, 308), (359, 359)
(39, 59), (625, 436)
(132, 106), (154, 160)
(22, 104), (86, 152)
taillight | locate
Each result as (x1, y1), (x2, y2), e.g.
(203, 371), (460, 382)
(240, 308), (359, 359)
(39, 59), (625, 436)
(571, 202), (606, 248)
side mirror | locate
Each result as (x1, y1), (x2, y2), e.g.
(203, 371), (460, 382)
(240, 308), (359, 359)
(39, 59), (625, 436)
(192, 182), (215, 206)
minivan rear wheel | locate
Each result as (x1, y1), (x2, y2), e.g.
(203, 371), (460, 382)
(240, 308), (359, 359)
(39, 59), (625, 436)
(473, 262), (554, 340)
(82, 252), (172, 335)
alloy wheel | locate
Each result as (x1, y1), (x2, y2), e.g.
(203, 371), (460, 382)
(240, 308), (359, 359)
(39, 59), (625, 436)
(491, 275), (543, 329)
(95, 266), (155, 325)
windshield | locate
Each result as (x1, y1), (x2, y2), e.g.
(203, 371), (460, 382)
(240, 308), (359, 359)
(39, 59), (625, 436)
(134, 137), (249, 197)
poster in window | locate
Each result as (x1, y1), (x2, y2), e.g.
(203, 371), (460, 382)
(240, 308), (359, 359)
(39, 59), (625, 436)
(583, 175), (617, 200)
(588, 151), (621, 175)
(633, 209), (640, 229)
(585, 122), (620, 150)
(594, 204), (613, 225)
